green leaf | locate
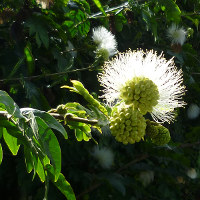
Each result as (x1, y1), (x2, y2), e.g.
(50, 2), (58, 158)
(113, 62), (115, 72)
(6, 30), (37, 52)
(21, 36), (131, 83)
(103, 173), (126, 196)
(0, 143), (3, 165)
(157, 0), (181, 22)
(21, 108), (68, 139)
(24, 42), (35, 75)
(68, 121), (91, 141)
(0, 118), (27, 146)
(25, 15), (49, 48)
(75, 128), (83, 141)
(63, 9), (90, 38)
(36, 157), (45, 182)
(3, 128), (20, 155)
(7, 56), (25, 79)
(36, 117), (61, 181)
(24, 145), (34, 173)
(23, 81), (51, 110)
(61, 80), (108, 116)
(0, 90), (23, 118)
(46, 165), (76, 200)
(92, 0), (106, 16)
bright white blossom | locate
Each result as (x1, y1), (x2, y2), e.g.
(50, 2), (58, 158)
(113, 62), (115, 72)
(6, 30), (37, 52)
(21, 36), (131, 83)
(187, 103), (200, 120)
(36, 0), (51, 9)
(98, 49), (186, 123)
(92, 146), (114, 169)
(92, 26), (117, 57)
(167, 24), (187, 46)
(187, 168), (198, 179)
(138, 171), (154, 187)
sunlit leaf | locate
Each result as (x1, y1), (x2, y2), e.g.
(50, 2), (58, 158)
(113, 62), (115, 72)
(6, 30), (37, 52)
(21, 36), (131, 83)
(3, 128), (20, 155)
(61, 80), (108, 116)
(21, 108), (68, 139)
(92, 0), (106, 16)
(24, 42), (35, 75)
(0, 90), (23, 118)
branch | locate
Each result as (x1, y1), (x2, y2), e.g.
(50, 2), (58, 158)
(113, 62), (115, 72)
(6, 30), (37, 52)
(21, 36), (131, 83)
(179, 141), (200, 148)
(0, 66), (92, 82)
(89, 2), (129, 18)
(0, 110), (98, 125)
(49, 113), (98, 125)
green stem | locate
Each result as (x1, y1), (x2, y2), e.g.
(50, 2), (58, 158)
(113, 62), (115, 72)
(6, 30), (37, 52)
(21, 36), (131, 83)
(43, 173), (50, 200)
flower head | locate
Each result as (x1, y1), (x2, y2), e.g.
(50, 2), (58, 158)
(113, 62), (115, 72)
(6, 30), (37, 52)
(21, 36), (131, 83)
(98, 49), (186, 123)
(92, 146), (114, 169)
(138, 171), (154, 187)
(167, 24), (187, 46)
(187, 103), (200, 120)
(92, 26), (117, 57)
(36, 0), (51, 9)
(187, 168), (198, 179)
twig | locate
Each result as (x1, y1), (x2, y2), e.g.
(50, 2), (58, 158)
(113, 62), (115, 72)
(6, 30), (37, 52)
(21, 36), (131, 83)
(191, 72), (200, 75)
(49, 113), (98, 125)
(89, 2), (129, 18)
(0, 66), (92, 82)
(0, 110), (98, 125)
(179, 141), (200, 148)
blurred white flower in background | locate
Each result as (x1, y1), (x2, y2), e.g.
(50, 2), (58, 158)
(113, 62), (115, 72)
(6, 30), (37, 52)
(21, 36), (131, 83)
(187, 168), (198, 179)
(36, 0), (51, 9)
(187, 103), (200, 120)
(92, 26), (118, 58)
(138, 171), (154, 187)
(167, 24), (187, 46)
(92, 146), (114, 169)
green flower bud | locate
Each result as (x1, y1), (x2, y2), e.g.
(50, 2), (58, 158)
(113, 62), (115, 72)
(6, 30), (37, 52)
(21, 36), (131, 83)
(96, 48), (109, 60)
(119, 77), (159, 115)
(110, 104), (146, 144)
(145, 120), (171, 146)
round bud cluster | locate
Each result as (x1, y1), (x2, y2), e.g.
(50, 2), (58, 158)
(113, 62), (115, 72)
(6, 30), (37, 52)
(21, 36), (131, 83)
(120, 77), (159, 114)
(110, 104), (146, 145)
(146, 120), (171, 146)
(96, 48), (109, 61)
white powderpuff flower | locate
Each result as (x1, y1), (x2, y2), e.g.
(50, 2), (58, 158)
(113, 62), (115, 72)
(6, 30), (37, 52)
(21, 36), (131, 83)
(187, 168), (198, 179)
(92, 146), (114, 169)
(36, 0), (50, 9)
(98, 49), (186, 123)
(167, 24), (187, 46)
(138, 171), (154, 187)
(187, 103), (200, 120)
(92, 26), (117, 57)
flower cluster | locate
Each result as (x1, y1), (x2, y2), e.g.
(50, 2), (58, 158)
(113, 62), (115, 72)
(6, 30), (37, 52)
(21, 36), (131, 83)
(98, 49), (185, 144)
(110, 104), (146, 145)
(92, 26), (117, 59)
